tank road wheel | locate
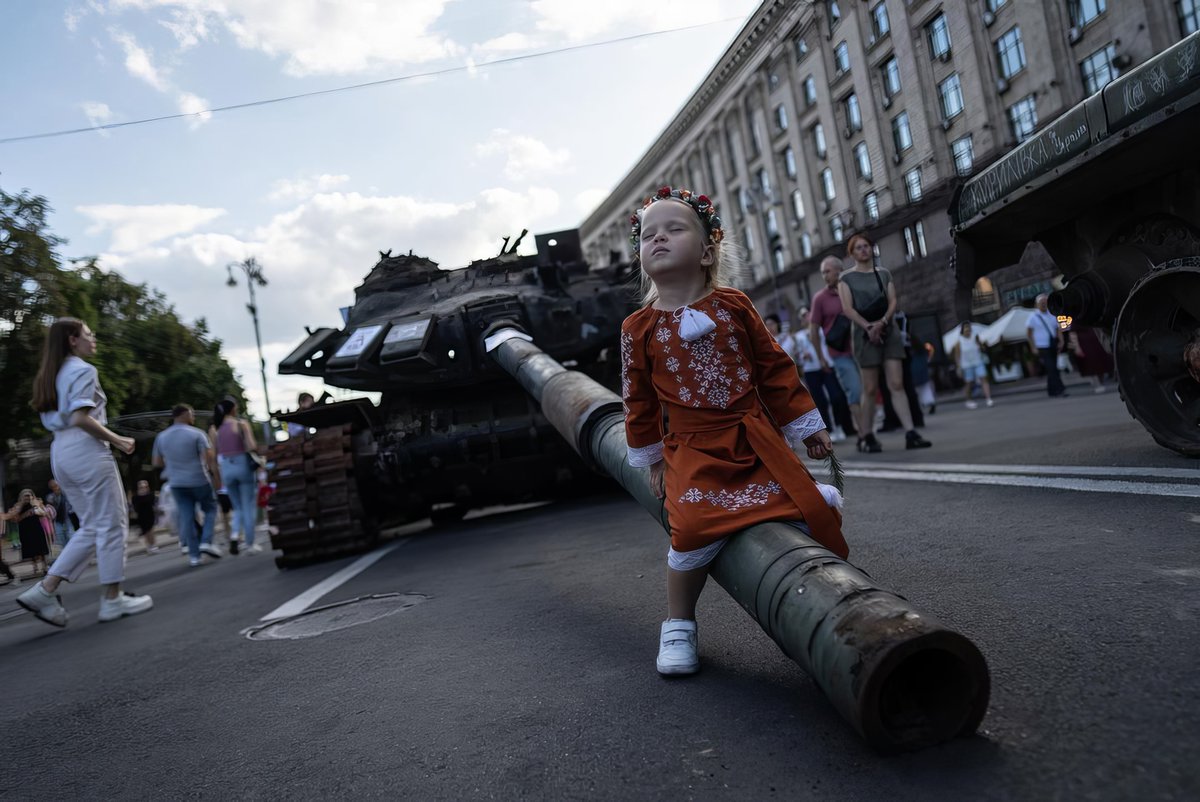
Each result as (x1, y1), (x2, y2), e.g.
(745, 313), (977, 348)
(267, 424), (380, 568)
(1113, 257), (1200, 457)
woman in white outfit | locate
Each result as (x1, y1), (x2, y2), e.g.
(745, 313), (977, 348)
(17, 318), (153, 627)
(952, 322), (994, 409)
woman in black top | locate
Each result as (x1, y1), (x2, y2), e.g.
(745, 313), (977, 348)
(131, 480), (159, 554)
(9, 489), (52, 577)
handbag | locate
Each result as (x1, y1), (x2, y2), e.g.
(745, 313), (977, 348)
(857, 268), (890, 322)
(825, 314), (852, 351)
(239, 421), (268, 469)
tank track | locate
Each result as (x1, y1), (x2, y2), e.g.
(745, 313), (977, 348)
(267, 424), (379, 568)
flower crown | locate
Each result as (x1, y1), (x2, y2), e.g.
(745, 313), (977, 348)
(629, 186), (724, 257)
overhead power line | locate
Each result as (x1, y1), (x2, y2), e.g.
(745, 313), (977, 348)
(1, 17), (746, 146)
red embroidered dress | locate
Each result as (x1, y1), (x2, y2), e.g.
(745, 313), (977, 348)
(621, 287), (849, 558)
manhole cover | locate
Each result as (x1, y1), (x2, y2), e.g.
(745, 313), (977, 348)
(244, 593), (428, 641)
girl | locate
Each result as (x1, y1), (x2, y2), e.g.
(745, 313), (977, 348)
(837, 234), (932, 452)
(18, 318), (153, 626)
(952, 322), (993, 409)
(131, 480), (159, 553)
(209, 397), (262, 554)
(8, 489), (53, 577)
(622, 187), (849, 677)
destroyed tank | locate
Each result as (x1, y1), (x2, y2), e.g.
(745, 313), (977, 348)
(269, 229), (638, 566)
(950, 31), (1200, 456)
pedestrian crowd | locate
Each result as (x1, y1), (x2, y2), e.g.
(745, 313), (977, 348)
(8, 316), (285, 629)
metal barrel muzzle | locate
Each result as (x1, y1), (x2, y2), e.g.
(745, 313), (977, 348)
(490, 331), (990, 752)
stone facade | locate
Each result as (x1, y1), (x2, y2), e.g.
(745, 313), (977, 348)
(580, 0), (1197, 335)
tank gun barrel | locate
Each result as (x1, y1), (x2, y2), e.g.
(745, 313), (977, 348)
(488, 328), (989, 752)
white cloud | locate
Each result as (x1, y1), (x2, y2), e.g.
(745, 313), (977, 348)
(80, 101), (116, 131)
(94, 184), (563, 417)
(267, 174), (351, 203)
(474, 129), (571, 182)
(77, 203), (227, 252)
(109, 28), (168, 90)
(528, 0), (743, 41)
(574, 188), (610, 217)
(100, 0), (461, 76)
(176, 91), (212, 128)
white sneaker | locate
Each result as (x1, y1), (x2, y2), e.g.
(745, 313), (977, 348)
(245, 543), (264, 555)
(16, 582), (68, 628)
(965, 400), (978, 410)
(189, 557), (202, 567)
(986, 399), (995, 408)
(98, 592), (154, 622)
(1094, 385), (1106, 394)
(656, 619), (700, 676)
(829, 428), (846, 443)
(199, 543), (223, 559)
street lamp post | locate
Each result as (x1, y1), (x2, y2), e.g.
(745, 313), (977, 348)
(226, 257), (273, 443)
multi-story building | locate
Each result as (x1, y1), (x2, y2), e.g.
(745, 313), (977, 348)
(580, 0), (1199, 345)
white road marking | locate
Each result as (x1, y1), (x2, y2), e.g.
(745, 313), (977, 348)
(840, 469), (1200, 498)
(260, 540), (407, 622)
(838, 461), (1198, 481)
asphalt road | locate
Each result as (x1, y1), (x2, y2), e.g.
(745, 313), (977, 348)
(1, 388), (1197, 800)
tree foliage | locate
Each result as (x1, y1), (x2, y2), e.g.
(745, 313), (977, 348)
(0, 187), (245, 451)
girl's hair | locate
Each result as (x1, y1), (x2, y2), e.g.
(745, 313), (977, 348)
(31, 317), (85, 413)
(845, 233), (873, 258)
(212, 396), (238, 429)
(960, 321), (973, 334)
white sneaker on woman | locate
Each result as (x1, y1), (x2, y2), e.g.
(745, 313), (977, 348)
(98, 592), (154, 622)
(16, 582), (68, 627)
(656, 619), (700, 676)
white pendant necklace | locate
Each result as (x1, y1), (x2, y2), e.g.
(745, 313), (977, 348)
(673, 305), (716, 341)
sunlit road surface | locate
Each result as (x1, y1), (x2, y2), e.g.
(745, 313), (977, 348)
(1, 388), (1196, 800)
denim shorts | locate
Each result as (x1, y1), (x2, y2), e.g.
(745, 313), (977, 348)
(831, 355), (862, 405)
(961, 363), (987, 382)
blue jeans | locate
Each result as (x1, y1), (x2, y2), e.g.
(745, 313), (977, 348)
(171, 484), (217, 561)
(831, 355), (862, 405)
(219, 454), (259, 546)
(53, 519), (74, 547)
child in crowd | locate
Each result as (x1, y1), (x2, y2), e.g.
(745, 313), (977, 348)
(621, 187), (849, 677)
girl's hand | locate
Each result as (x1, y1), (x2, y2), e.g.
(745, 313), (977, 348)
(649, 460), (666, 499)
(113, 435), (136, 455)
(803, 430), (833, 460)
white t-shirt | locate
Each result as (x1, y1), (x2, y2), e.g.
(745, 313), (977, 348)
(1027, 310), (1061, 349)
(40, 356), (106, 432)
(957, 336), (984, 368)
(793, 330), (823, 373)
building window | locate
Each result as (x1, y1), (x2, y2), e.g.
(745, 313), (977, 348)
(772, 244), (786, 273)
(915, 221), (927, 256)
(987, 0), (1009, 10)
(821, 168), (836, 202)
(801, 232), (814, 258)
(951, 135), (975, 176)
(938, 73), (965, 120)
(748, 114), (763, 158)
(725, 124), (742, 175)
(844, 93), (862, 132)
(775, 103), (789, 132)
(902, 222), (928, 259)
(927, 13), (952, 60)
(864, 191), (880, 222)
(795, 37), (809, 62)
(804, 76), (818, 106)
(768, 72), (781, 91)
(834, 42), (851, 73)
(892, 111), (913, 153)
(830, 217), (845, 243)
(1080, 43), (1119, 94)
(904, 168), (923, 202)
(881, 57), (902, 98)
(1182, 0), (1200, 35)
(813, 123), (827, 158)
(854, 142), (872, 179)
(767, 209), (780, 239)
(737, 186), (751, 218)
(871, 3), (890, 39)
(1069, 0), (1106, 28)
(903, 227), (916, 258)
(758, 168), (772, 199)
(791, 189), (806, 221)
(995, 27), (1027, 79)
(1007, 94), (1039, 143)
(783, 146), (797, 179)
(830, 1), (842, 25)
(745, 225), (756, 254)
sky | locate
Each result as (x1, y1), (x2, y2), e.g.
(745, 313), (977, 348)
(1, 0), (762, 423)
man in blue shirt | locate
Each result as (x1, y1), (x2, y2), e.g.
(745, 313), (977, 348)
(1026, 294), (1067, 398)
(152, 404), (222, 566)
